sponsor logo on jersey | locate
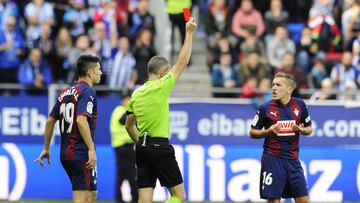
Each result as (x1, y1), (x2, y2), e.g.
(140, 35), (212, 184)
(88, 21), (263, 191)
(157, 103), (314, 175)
(277, 120), (296, 136)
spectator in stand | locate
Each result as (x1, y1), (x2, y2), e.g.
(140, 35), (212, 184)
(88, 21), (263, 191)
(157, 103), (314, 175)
(330, 51), (360, 94)
(0, 0), (19, 29)
(352, 33), (360, 66)
(67, 35), (95, 83)
(251, 78), (272, 107)
(212, 52), (238, 98)
(63, 0), (90, 40)
(54, 27), (73, 83)
(127, 0), (155, 43)
(308, 0), (341, 52)
(266, 25), (296, 70)
(239, 26), (266, 58)
(208, 37), (238, 72)
(239, 77), (257, 98)
(24, 0), (55, 42)
(309, 77), (336, 101)
(133, 29), (156, 85)
(92, 21), (118, 85)
(18, 48), (52, 95)
(29, 23), (58, 81)
(296, 26), (319, 75)
(114, 0), (130, 36)
(342, 0), (360, 51)
(264, 0), (289, 41)
(108, 36), (137, 93)
(307, 55), (328, 89)
(165, 0), (191, 45)
(0, 16), (26, 85)
(204, 0), (236, 50)
(338, 79), (359, 100)
(276, 52), (307, 97)
(231, 0), (265, 44)
(238, 51), (270, 86)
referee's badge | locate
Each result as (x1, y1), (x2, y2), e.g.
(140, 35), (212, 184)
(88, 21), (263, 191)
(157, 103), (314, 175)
(87, 101), (93, 114)
(294, 108), (299, 117)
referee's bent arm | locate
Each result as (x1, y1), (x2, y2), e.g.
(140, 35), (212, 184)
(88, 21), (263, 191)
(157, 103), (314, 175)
(125, 113), (139, 143)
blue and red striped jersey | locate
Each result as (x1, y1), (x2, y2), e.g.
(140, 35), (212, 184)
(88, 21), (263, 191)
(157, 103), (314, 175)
(50, 80), (98, 160)
(251, 98), (312, 160)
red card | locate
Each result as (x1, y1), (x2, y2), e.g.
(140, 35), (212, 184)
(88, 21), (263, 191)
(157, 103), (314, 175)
(183, 7), (191, 21)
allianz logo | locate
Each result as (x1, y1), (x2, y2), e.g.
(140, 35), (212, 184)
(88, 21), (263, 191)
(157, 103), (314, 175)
(0, 107), (47, 136)
(170, 111), (253, 140)
(0, 143), (26, 200)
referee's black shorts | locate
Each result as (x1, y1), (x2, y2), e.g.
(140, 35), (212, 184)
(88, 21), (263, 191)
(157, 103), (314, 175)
(136, 137), (183, 188)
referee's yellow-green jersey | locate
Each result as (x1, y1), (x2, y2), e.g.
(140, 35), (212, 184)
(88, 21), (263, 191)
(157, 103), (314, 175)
(166, 0), (191, 14)
(126, 72), (176, 139)
(110, 105), (133, 148)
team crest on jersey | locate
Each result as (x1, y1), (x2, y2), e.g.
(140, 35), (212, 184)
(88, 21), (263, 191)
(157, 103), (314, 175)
(294, 108), (299, 116)
(87, 101), (93, 114)
(277, 120), (296, 136)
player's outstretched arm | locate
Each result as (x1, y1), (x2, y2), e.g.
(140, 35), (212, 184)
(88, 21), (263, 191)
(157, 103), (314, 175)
(34, 116), (56, 167)
(125, 114), (139, 143)
(77, 115), (97, 169)
(171, 17), (197, 80)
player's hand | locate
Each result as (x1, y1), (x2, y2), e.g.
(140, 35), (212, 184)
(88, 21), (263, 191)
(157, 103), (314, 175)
(186, 17), (197, 33)
(268, 123), (280, 135)
(292, 123), (305, 134)
(86, 149), (97, 169)
(34, 149), (51, 167)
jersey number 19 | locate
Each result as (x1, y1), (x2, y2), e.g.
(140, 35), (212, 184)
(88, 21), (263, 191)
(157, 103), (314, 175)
(60, 103), (75, 133)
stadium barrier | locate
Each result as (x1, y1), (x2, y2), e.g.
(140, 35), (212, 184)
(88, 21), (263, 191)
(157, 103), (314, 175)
(0, 95), (359, 201)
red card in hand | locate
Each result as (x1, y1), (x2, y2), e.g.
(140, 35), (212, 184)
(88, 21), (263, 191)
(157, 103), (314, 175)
(183, 8), (191, 21)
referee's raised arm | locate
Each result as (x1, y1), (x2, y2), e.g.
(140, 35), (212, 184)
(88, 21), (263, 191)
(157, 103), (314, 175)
(171, 17), (197, 80)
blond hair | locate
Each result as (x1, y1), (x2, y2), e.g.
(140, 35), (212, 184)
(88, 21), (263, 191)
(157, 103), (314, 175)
(274, 72), (296, 89)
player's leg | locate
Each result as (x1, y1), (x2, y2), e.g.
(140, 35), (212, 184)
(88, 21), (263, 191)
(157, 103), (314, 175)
(168, 183), (186, 203)
(136, 142), (157, 203)
(288, 159), (309, 203)
(138, 187), (155, 203)
(61, 160), (98, 203)
(73, 190), (89, 203)
(153, 143), (185, 202)
(295, 196), (310, 203)
(259, 154), (287, 200)
(267, 198), (281, 203)
(88, 190), (98, 203)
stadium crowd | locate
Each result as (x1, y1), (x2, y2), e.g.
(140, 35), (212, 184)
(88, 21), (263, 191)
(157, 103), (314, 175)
(0, 0), (359, 100)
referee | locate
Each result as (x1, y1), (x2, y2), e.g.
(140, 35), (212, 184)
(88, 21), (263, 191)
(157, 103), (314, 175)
(125, 17), (197, 203)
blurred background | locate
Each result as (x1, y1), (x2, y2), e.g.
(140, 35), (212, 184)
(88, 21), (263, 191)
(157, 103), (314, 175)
(0, 0), (360, 202)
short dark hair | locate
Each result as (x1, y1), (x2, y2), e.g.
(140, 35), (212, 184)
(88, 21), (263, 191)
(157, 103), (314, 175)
(76, 55), (101, 77)
(274, 72), (296, 89)
(147, 55), (169, 74)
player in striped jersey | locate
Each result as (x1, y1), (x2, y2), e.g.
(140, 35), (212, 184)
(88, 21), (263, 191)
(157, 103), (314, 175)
(250, 72), (312, 203)
(35, 55), (102, 203)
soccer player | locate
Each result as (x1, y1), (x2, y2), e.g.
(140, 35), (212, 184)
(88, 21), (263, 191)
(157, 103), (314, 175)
(125, 17), (197, 203)
(249, 72), (313, 203)
(35, 55), (102, 203)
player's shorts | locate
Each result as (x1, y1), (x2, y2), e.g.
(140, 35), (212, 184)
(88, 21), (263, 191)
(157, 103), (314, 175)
(136, 137), (183, 188)
(260, 153), (308, 199)
(61, 159), (97, 191)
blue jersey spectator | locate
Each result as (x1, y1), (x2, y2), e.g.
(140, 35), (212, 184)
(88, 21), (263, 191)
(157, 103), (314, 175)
(18, 48), (52, 94)
(0, 16), (25, 83)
